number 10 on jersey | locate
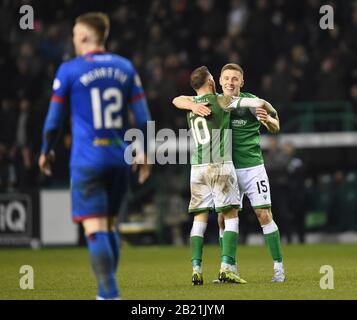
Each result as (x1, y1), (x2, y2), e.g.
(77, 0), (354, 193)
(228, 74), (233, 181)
(190, 116), (210, 147)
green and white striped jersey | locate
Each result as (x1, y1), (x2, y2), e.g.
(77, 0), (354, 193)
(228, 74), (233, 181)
(230, 92), (264, 169)
(187, 94), (232, 165)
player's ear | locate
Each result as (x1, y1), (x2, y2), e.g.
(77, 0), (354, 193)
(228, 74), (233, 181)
(241, 79), (244, 88)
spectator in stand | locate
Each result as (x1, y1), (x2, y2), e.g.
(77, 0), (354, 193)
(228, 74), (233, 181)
(316, 56), (345, 101)
(282, 142), (305, 243)
(15, 98), (35, 188)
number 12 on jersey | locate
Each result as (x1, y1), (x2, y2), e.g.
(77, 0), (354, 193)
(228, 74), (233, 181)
(90, 87), (123, 129)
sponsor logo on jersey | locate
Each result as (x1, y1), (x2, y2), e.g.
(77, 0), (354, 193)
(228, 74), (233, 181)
(92, 54), (112, 61)
(231, 119), (247, 127)
(93, 137), (124, 146)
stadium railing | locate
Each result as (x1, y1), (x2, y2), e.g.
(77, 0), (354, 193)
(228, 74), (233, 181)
(282, 101), (357, 133)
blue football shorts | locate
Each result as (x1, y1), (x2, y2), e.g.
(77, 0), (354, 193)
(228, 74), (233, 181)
(70, 165), (129, 223)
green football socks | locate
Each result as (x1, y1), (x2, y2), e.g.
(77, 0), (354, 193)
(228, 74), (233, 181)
(264, 230), (283, 262)
(191, 236), (204, 267)
(221, 231), (237, 265)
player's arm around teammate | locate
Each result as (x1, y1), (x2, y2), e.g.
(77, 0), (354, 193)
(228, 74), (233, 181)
(172, 95), (211, 117)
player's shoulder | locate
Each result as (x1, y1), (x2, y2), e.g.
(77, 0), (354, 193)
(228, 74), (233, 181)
(205, 93), (220, 99)
(109, 53), (135, 70)
(57, 57), (77, 70)
(240, 92), (258, 98)
(54, 58), (81, 78)
(59, 56), (95, 74)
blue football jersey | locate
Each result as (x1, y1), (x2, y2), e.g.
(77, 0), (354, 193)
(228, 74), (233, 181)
(42, 51), (151, 167)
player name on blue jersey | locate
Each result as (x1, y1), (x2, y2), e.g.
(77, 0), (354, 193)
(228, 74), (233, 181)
(80, 67), (128, 86)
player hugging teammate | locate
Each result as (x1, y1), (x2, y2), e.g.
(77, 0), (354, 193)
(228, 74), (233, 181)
(173, 64), (285, 284)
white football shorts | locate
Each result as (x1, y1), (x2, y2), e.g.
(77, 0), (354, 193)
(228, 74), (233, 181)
(189, 161), (240, 213)
(236, 164), (272, 209)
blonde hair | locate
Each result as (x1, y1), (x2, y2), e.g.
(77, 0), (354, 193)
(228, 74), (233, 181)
(221, 63), (244, 75)
(75, 12), (110, 44)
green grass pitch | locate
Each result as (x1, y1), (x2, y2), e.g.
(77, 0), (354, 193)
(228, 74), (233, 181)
(0, 244), (356, 300)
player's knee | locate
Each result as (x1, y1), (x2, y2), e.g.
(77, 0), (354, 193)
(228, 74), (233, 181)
(190, 220), (207, 237)
(193, 212), (209, 223)
(82, 217), (111, 236)
(217, 213), (225, 230)
(255, 208), (272, 225)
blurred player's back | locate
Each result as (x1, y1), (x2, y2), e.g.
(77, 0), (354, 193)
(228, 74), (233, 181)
(40, 12), (151, 300)
(54, 51), (145, 167)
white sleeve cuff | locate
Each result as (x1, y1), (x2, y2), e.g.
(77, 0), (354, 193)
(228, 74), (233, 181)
(238, 97), (263, 108)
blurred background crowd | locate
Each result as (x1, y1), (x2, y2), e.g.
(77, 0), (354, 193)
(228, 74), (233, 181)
(1, 0), (357, 243)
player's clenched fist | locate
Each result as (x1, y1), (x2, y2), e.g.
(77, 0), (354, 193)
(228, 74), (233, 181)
(256, 107), (268, 122)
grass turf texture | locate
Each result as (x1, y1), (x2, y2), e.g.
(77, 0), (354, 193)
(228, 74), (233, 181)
(0, 244), (356, 300)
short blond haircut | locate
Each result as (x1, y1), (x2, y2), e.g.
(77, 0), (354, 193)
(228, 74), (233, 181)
(221, 63), (244, 75)
(75, 12), (110, 44)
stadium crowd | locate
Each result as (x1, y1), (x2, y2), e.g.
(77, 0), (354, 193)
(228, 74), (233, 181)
(1, 0), (357, 236)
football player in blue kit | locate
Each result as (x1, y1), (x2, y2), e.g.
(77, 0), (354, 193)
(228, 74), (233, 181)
(39, 12), (151, 300)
